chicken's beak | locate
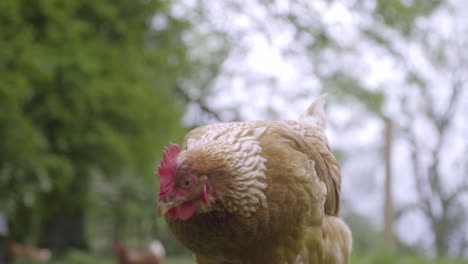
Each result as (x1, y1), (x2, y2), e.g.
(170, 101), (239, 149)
(158, 200), (179, 216)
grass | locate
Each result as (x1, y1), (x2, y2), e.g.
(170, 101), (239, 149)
(349, 253), (468, 264)
(165, 254), (468, 264)
(11, 251), (468, 264)
(165, 256), (196, 264)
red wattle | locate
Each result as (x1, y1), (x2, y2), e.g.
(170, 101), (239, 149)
(168, 201), (195, 220)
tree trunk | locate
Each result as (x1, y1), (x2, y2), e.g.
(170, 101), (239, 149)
(383, 116), (394, 249)
(38, 176), (90, 254)
(435, 231), (446, 257)
(40, 210), (88, 254)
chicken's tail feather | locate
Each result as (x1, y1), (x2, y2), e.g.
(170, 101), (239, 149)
(299, 95), (327, 130)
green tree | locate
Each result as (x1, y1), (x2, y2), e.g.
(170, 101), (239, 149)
(0, 0), (191, 253)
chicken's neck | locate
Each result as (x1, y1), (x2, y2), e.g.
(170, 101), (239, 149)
(184, 125), (272, 217)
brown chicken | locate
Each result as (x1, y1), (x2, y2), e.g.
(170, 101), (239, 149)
(6, 241), (52, 262)
(157, 97), (352, 264)
(113, 241), (165, 264)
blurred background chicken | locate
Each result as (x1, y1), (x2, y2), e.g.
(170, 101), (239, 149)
(6, 241), (52, 262)
(157, 97), (352, 264)
(113, 240), (165, 264)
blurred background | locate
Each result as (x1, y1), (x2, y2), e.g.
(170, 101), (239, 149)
(0, 0), (467, 263)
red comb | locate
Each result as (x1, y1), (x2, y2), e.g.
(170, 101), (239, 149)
(157, 143), (180, 197)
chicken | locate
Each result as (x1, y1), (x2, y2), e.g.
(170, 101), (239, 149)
(113, 241), (165, 264)
(157, 97), (352, 264)
(6, 241), (52, 262)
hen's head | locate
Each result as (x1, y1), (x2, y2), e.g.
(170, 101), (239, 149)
(157, 125), (269, 220)
(156, 143), (212, 220)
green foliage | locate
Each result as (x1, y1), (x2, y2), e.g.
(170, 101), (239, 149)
(350, 251), (468, 264)
(344, 211), (428, 258)
(10, 252), (197, 264)
(375, 0), (443, 36)
(0, 0), (191, 250)
(165, 256), (197, 264)
(10, 250), (112, 264)
(343, 212), (383, 255)
(52, 250), (112, 264)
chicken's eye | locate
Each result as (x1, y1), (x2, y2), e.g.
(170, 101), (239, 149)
(184, 180), (191, 187)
